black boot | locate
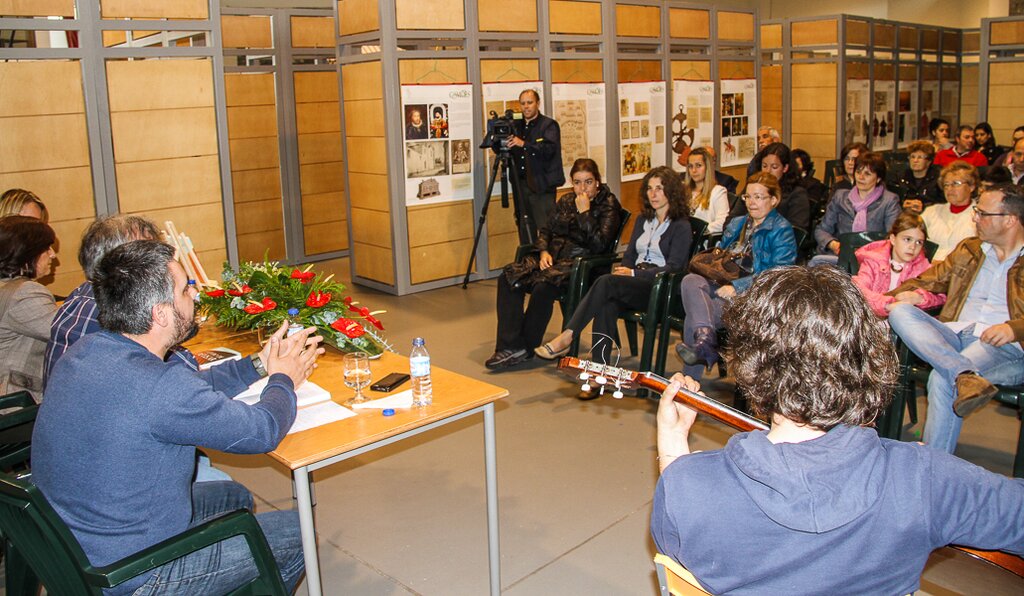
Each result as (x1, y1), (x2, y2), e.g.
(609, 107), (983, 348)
(675, 327), (719, 368)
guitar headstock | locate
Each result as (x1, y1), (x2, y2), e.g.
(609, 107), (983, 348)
(557, 357), (640, 399)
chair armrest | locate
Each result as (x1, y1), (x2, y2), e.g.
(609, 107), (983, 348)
(0, 391), (34, 410)
(564, 254), (623, 314)
(86, 509), (286, 593)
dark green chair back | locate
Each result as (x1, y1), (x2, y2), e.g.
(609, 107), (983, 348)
(823, 159), (842, 195)
(924, 240), (938, 261)
(0, 471), (287, 595)
(0, 391), (37, 472)
(688, 218), (709, 258)
(836, 231), (888, 274)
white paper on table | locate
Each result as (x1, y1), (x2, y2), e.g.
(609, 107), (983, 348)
(233, 378), (331, 408)
(287, 401), (357, 434)
(351, 389), (414, 409)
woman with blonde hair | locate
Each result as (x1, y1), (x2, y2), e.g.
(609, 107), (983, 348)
(0, 188), (48, 222)
(684, 148), (728, 234)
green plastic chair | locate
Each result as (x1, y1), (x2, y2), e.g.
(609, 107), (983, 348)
(836, 231), (889, 274)
(0, 472), (288, 595)
(822, 159), (842, 196)
(0, 391), (37, 473)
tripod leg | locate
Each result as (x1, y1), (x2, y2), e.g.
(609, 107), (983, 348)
(462, 156), (504, 288)
(505, 153), (536, 245)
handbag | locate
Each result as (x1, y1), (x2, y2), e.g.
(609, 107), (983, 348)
(688, 248), (746, 286)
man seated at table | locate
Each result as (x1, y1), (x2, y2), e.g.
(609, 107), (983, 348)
(32, 240), (322, 594)
(652, 266), (1024, 595)
(888, 183), (1024, 453)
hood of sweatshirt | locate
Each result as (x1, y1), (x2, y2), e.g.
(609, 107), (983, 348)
(723, 424), (885, 533)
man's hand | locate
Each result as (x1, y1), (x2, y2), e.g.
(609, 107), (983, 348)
(264, 324), (325, 389)
(715, 284), (736, 299)
(574, 193), (591, 213)
(980, 323), (1016, 347)
(893, 290), (925, 306)
(657, 374), (700, 472)
(612, 266), (633, 277)
(539, 250), (553, 270)
(506, 136), (525, 148)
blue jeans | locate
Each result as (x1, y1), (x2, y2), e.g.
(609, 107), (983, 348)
(888, 304), (1024, 453)
(679, 273), (726, 381)
(132, 481), (304, 595)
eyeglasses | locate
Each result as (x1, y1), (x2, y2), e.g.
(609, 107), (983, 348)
(942, 180), (971, 189)
(972, 206), (1010, 218)
(742, 193), (772, 202)
(572, 178), (596, 187)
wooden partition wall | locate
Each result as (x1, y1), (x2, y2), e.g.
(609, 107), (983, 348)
(334, 0), (757, 295)
(761, 14), (964, 173)
(979, 17), (1024, 143)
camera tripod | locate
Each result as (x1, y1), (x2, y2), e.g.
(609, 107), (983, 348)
(462, 148), (535, 288)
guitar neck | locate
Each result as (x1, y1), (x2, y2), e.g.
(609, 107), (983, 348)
(638, 371), (769, 432)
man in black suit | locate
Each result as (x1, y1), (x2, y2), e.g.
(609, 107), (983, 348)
(507, 89), (565, 236)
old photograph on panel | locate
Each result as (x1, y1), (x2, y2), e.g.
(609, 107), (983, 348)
(406, 140), (450, 178)
(451, 139), (471, 174)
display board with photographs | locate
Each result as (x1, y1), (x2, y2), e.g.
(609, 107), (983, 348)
(897, 80), (918, 149)
(552, 82), (607, 187)
(618, 81), (666, 181)
(920, 80), (940, 140)
(719, 79), (758, 167)
(670, 80), (715, 173)
(844, 79), (871, 146)
(401, 83), (475, 205)
(871, 80), (896, 152)
(940, 81), (959, 127)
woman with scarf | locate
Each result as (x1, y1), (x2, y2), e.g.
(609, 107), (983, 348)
(812, 151), (901, 267)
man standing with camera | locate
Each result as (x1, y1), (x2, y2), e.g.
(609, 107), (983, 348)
(507, 89), (565, 233)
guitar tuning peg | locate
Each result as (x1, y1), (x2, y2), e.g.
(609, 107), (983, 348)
(581, 382), (592, 392)
(578, 372), (591, 381)
(595, 375), (607, 385)
(612, 389), (624, 399)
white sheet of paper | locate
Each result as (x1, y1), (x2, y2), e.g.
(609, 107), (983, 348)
(351, 389), (414, 409)
(234, 378), (331, 408)
(287, 401), (357, 434)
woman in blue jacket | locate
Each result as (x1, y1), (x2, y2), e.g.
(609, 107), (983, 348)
(535, 166), (692, 370)
(675, 171), (797, 379)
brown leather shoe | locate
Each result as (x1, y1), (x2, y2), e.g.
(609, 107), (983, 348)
(952, 372), (999, 417)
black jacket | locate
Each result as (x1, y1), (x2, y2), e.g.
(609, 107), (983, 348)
(528, 185), (622, 287)
(622, 216), (694, 280)
(890, 164), (944, 207)
(513, 114), (565, 192)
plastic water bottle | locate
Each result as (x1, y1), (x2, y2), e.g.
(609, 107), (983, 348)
(410, 337), (432, 406)
(286, 308), (303, 337)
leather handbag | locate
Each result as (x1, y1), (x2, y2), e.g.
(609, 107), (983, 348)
(687, 248), (745, 286)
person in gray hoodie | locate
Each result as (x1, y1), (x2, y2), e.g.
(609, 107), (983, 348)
(652, 265), (1024, 595)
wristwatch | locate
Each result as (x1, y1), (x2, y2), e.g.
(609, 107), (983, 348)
(250, 355), (268, 378)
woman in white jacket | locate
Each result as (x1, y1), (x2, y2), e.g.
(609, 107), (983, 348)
(921, 160), (978, 261)
(684, 148), (728, 234)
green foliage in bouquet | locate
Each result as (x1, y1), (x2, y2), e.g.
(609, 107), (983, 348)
(199, 260), (391, 356)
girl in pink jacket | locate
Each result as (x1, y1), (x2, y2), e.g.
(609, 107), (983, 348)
(852, 211), (946, 317)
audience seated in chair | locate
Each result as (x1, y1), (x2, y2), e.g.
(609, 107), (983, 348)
(652, 266), (1024, 595)
(32, 240), (321, 594)
(889, 140), (944, 214)
(729, 142), (811, 232)
(791, 148), (828, 205)
(812, 151), (901, 267)
(0, 216), (57, 403)
(674, 171), (798, 380)
(934, 125), (988, 169)
(534, 167), (692, 376)
(487, 158), (622, 370)
(887, 183), (1024, 454)
(975, 122), (1003, 166)
(852, 211), (945, 318)
(683, 149), (728, 235)
(827, 142), (868, 201)
(921, 160), (979, 262)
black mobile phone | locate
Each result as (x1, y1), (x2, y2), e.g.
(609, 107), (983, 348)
(370, 372), (410, 392)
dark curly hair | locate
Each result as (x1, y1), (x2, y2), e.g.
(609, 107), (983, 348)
(0, 215), (56, 279)
(722, 266), (898, 430)
(753, 142), (799, 192)
(639, 166), (689, 221)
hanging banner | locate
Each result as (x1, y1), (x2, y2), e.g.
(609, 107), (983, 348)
(920, 80), (940, 140)
(719, 79), (758, 168)
(552, 82), (607, 186)
(897, 80), (918, 148)
(481, 81), (544, 175)
(844, 79), (870, 146)
(401, 83), (475, 206)
(618, 81), (667, 181)
(670, 80), (715, 172)
(872, 80), (896, 152)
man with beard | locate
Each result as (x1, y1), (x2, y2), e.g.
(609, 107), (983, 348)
(33, 240), (321, 594)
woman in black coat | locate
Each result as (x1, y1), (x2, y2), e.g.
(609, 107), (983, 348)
(486, 158), (622, 370)
(534, 166), (691, 369)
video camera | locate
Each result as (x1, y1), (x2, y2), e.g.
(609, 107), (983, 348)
(479, 109), (520, 152)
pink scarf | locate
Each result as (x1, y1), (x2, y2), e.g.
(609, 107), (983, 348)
(849, 185), (883, 233)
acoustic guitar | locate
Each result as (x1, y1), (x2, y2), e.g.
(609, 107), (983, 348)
(557, 356), (1024, 580)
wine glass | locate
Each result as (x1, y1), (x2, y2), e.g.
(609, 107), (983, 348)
(343, 352), (372, 406)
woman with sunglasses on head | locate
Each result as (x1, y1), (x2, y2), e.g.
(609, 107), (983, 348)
(0, 215), (58, 402)
(921, 160), (979, 262)
(486, 158), (622, 370)
(535, 167), (691, 373)
(674, 172), (797, 378)
(851, 210), (945, 318)
(812, 151), (901, 267)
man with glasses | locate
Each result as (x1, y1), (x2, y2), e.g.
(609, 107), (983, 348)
(888, 184), (1024, 454)
(934, 125), (988, 168)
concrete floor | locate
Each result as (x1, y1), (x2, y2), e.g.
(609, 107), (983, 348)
(206, 258), (1022, 595)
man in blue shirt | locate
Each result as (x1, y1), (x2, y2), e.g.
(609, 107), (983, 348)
(33, 240), (322, 594)
(889, 184), (1024, 452)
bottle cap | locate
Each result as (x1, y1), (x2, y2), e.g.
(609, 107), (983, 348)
(382, 408), (395, 416)
(288, 308), (300, 316)
(413, 337), (425, 346)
